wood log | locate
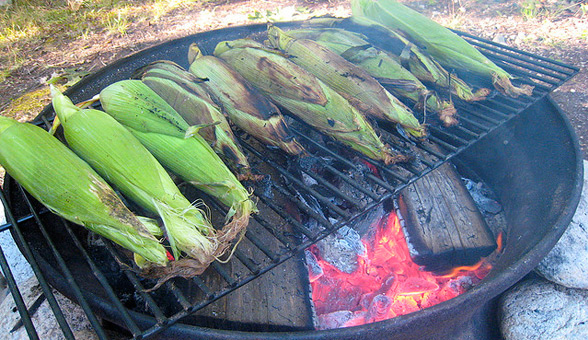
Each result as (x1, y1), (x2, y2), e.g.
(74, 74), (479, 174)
(397, 161), (497, 272)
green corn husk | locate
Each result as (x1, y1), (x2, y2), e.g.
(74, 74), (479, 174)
(267, 25), (426, 137)
(0, 115), (168, 268)
(214, 39), (403, 164)
(347, 16), (490, 103)
(51, 87), (219, 274)
(351, 0), (533, 97)
(132, 60), (254, 179)
(99, 80), (256, 264)
(280, 27), (458, 127)
(187, 44), (305, 155)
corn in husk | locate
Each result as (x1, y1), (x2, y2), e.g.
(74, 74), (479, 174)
(267, 25), (426, 137)
(51, 87), (221, 278)
(345, 16), (489, 103)
(280, 27), (458, 126)
(99, 80), (256, 267)
(0, 115), (169, 268)
(351, 0), (533, 97)
(187, 44), (305, 155)
(132, 60), (254, 179)
(214, 39), (402, 164)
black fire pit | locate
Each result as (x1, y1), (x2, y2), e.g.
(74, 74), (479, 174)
(1, 21), (582, 340)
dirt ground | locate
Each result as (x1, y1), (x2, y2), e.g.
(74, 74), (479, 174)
(0, 0), (587, 158)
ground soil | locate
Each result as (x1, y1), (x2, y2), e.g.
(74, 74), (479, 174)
(0, 0), (586, 159)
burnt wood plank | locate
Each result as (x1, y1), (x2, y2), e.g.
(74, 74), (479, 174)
(398, 161), (497, 272)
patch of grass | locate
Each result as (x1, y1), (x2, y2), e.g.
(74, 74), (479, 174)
(519, 0), (587, 20)
(0, 0), (202, 84)
(520, 0), (543, 20)
(2, 86), (52, 122)
(102, 7), (132, 36)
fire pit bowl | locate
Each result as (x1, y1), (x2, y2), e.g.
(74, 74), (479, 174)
(4, 22), (583, 340)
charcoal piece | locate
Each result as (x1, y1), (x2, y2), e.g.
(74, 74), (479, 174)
(397, 162), (497, 272)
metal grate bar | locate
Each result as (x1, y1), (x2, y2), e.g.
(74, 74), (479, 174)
(0, 207), (51, 232)
(233, 250), (260, 274)
(459, 103), (509, 125)
(191, 277), (214, 299)
(256, 195), (317, 239)
(269, 182), (334, 228)
(291, 131), (359, 170)
(323, 164), (381, 201)
(203, 196), (287, 260)
(2, 189), (78, 340)
(102, 241), (169, 324)
(18, 187), (110, 340)
(467, 40), (575, 81)
(244, 229), (279, 263)
(210, 262), (237, 287)
(243, 143), (351, 219)
(251, 213), (294, 249)
(0, 243), (39, 340)
(165, 282), (192, 311)
(301, 169), (370, 209)
(497, 62), (562, 86)
(457, 30), (579, 74)
(462, 115), (496, 133)
(60, 218), (143, 336)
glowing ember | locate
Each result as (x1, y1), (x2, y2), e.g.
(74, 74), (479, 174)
(308, 211), (495, 330)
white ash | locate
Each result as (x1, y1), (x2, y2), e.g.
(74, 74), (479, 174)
(315, 226), (366, 274)
(305, 249), (323, 280)
(316, 310), (355, 330)
(463, 178), (502, 215)
(301, 173), (318, 187)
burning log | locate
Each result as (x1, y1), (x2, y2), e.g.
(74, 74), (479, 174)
(397, 161), (497, 272)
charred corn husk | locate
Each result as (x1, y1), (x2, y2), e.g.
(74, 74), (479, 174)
(51, 86), (217, 269)
(348, 16), (489, 103)
(99, 80), (256, 269)
(0, 115), (168, 267)
(267, 25), (426, 137)
(132, 60), (254, 179)
(351, 0), (533, 97)
(281, 27), (458, 126)
(187, 44), (305, 155)
(214, 39), (402, 164)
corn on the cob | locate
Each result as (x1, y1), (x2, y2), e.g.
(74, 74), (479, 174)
(214, 39), (402, 164)
(351, 0), (533, 97)
(51, 86), (219, 269)
(345, 16), (490, 103)
(281, 27), (458, 126)
(99, 80), (256, 263)
(132, 60), (254, 179)
(187, 44), (305, 155)
(267, 25), (426, 137)
(0, 115), (169, 268)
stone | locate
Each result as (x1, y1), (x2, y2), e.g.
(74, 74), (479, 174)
(535, 160), (588, 289)
(499, 277), (588, 340)
(0, 276), (98, 340)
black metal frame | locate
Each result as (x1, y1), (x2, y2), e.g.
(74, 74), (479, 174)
(0, 22), (578, 340)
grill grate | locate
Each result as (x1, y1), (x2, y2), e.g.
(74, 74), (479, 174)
(0, 23), (579, 339)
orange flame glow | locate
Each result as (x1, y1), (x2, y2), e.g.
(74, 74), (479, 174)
(309, 211), (495, 330)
